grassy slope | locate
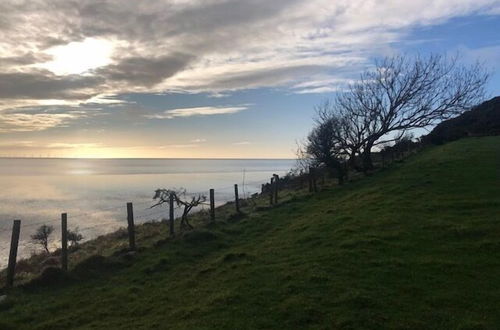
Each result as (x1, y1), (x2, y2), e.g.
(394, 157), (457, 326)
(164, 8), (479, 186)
(1, 137), (499, 329)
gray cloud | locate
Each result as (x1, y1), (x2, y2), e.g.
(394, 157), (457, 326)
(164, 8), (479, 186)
(0, 104), (102, 132)
(196, 64), (333, 91)
(0, 71), (102, 100)
(97, 53), (196, 87)
(0, 52), (52, 66)
(0, 0), (498, 131)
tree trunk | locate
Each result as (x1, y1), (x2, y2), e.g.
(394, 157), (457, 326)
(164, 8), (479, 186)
(347, 148), (357, 169)
(338, 167), (344, 185)
(343, 161), (349, 182)
(325, 158), (344, 185)
(362, 141), (375, 171)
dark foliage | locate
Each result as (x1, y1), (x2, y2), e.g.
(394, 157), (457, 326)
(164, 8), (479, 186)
(305, 54), (488, 172)
(67, 228), (84, 247)
(424, 96), (500, 144)
(30, 225), (54, 254)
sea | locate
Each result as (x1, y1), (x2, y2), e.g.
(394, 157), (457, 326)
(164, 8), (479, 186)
(0, 158), (294, 268)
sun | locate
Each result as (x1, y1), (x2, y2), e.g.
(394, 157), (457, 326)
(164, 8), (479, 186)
(40, 38), (114, 75)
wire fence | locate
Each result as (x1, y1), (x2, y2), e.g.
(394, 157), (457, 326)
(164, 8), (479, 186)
(0, 146), (420, 288)
(2, 147), (417, 289)
(0, 175), (281, 279)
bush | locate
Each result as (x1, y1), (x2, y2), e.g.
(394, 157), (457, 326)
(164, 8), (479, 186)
(67, 228), (84, 247)
(30, 225), (54, 253)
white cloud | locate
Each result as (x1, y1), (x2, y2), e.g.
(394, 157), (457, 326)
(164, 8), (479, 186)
(459, 44), (500, 69)
(0, 112), (83, 132)
(83, 94), (130, 105)
(46, 143), (103, 149)
(0, 0), (498, 116)
(158, 144), (200, 149)
(146, 106), (248, 119)
(232, 141), (251, 145)
(489, 5), (500, 14)
(0, 140), (36, 148)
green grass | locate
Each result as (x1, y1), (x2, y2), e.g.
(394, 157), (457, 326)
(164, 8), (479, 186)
(1, 137), (499, 329)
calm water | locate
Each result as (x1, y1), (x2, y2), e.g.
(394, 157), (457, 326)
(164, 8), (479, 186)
(0, 158), (294, 268)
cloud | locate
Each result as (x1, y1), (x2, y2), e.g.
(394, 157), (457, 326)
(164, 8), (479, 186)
(0, 105), (100, 132)
(459, 44), (500, 69)
(146, 106), (248, 119)
(0, 52), (52, 67)
(0, 141), (105, 153)
(46, 143), (103, 149)
(158, 144), (199, 149)
(0, 71), (101, 100)
(96, 53), (196, 87)
(83, 94), (131, 105)
(292, 76), (354, 94)
(0, 140), (37, 148)
(168, 63), (334, 92)
(0, 0), (498, 119)
(0, 112), (83, 132)
(232, 141), (251, 145)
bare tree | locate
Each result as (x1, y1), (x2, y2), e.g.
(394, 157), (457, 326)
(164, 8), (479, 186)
(152, 188), (207, 230)
(306, 113), (348, 184)
(31, 224), (54, 253)
(292, 139), (314, 176)
(67, 228), (84, 247)
(315, 100), (371, 170)
(337, 53), (489, 170)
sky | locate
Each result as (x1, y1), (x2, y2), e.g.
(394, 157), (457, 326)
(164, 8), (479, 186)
(0, 0), (499, 159)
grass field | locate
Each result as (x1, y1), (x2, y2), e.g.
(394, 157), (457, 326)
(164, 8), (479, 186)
(1, 136), (499, 329)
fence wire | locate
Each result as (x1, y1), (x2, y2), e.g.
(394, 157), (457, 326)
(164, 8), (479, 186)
(0, 173), (280, 271)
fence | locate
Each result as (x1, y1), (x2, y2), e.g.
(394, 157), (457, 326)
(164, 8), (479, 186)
(0, 175), (292, 288)
(1, 148), (413, 288)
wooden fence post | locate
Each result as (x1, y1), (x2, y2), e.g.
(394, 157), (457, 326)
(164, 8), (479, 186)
(126, 202), (136, 250)
(6, 219), (21, 288)
(61, 213), (68, 271)
(169, 193), (175, 237)
(309, 167), (317, 192)
(209, 189), (215, 222)
(273, 174), (279, 204)
(313, 170), (318, 192)
(308, 167), (313, 192)
(269, 177), (274, 205)
(234, 184), (240, 213)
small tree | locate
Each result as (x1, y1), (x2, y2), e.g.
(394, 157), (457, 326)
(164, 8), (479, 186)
(151, 188), (207, 230)
(315, 100), (369, 171)
(293, 140), (314, 175)
(67, 228), (84, 247)
(306, 114), (349, 184)
(31, 224), (54, 253)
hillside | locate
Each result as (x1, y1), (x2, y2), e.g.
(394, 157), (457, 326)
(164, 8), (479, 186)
(425, 96), (500, 144)
(1, 137), (499, 329)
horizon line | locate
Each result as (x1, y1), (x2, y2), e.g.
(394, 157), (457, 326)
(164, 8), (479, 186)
(0, 156), (295, 161)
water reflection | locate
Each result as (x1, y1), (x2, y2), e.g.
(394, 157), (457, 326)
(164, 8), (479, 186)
(0, 158), (294, 267)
